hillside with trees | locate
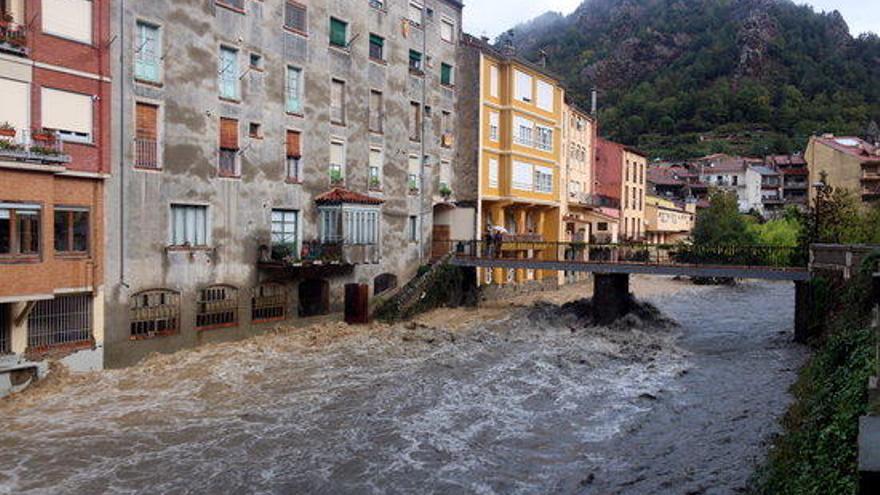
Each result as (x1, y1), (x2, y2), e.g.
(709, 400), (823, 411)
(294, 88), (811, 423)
(500, 0), (880, 160)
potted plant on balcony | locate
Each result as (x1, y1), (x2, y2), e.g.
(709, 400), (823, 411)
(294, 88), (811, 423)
(329, 168), (344, 186)
(0, 122), (15, 138)
(369, 176), (381, 191)
(31, 128), (55, 144)
(0, 12), (13, 28)
(439, 184), (453, 199)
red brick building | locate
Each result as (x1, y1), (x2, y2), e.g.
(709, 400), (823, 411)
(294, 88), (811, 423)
(0, 0), (110, 372)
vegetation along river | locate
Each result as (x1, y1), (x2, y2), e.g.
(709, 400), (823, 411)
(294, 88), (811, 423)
(0, 277), (807, 494)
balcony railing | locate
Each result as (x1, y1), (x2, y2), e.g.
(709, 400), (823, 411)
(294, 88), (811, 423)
(863, 183), (880, 198)
(259, 240), (381, 268)
(0, 19), (27, 56)
(0, 129), (70, 164)
(569, 191), (620, 209)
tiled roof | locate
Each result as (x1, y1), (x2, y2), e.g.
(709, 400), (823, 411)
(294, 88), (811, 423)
(814, 136), (880, 163)
(314, 188), (385, 205)
(751, 165), (779, 176)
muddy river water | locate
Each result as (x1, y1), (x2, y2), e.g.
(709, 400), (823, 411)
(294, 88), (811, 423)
(0, 278), (807, 494)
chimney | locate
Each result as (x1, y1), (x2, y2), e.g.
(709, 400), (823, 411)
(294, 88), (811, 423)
(591, 89), (598, 115)
(480, 35), (490, 43)
(503, 39), (515, 57)
(538, 49), (547, 68)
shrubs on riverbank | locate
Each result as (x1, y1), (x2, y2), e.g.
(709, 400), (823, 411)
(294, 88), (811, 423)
(753, 269), (876, 494)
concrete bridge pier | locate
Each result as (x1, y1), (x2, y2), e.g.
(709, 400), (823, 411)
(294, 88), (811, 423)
(593, 273), (631, 325)
(794, 280), (813, 344)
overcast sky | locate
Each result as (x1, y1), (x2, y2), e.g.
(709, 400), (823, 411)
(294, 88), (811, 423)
(463, 0), (879, 39)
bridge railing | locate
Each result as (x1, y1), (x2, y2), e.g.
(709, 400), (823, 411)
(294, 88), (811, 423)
(439, 240), (806, 270)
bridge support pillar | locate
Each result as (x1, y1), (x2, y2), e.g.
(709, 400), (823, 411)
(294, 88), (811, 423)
(593, 273), (631, 325)
(794, 280), (813, 344)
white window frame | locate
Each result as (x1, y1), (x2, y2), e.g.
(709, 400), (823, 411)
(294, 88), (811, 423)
(535, 125), (553, 152)
(512, 161), (533, 191)
(488, 111), (499, 142)
(270, 209), (299, 249)
(535, 166), (553, 194)
(219, 45), (240, 100)
(369, 146), (383, 190)
(285, 66), (303, 114)
(536, 79), (554, 112)
(514, 70), (533, 103)
(440, 17), (455, 43)
(135, 20), (162, 83)
(489, 65), (499, 98)
(169, 204), (209, 247)
(41, 87), (93, 143)
(42, 0), (93, 44)
(408, 1), (424, 25)
(488, 157), (499, 189)
(329, 138), (346, 183)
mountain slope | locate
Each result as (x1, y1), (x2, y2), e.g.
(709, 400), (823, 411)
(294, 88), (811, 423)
(499, 0), (880, 159)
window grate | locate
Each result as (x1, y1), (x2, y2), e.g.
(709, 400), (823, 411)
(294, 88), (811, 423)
(130, 290), (180, 339)
(252, 284), (287, 322)
(196, 285), (239, 329)
(27, 294), (93, 350)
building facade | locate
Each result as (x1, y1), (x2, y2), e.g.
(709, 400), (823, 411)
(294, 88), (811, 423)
(644, 195), (694, 245)
(806, 135), (880, 206)
(696, 154), (763, 213)
(561, 101), (595, 243)
(0, 0), (110, 378)
(105, 0), (462, 366)
(456, 34), (565, 287)
(596, 138), (646, 242)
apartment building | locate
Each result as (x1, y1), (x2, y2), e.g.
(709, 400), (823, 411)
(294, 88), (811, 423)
(0, 0), (110, 380)
(644, 195), (694, 245)
(596, 138), (647, 242)
(695, 154), (763, 213)
(561, 101), (595, 243)
(765, 153), (808, 208)
(805, 135), (880, 206)
(456, 34), (564, 288)
(105, 0), (462, 366)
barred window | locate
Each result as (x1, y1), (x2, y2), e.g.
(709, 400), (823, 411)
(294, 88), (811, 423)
(284, 1), (307, 33)
(252, 283), (287, 322)
(196, 285), (239, 329)
(27, 294), (93, 350)
(130, 289), (180, 339)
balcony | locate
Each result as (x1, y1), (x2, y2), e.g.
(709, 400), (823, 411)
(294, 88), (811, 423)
(0, 129), (71, 166)
(134, 138), (159, 170)
(259, 240), (381, 269)
(569, 191), (621, 209)
(862, 167), (880, 181)
(0, 17), (27, 56)
(862, 183), (880, 199)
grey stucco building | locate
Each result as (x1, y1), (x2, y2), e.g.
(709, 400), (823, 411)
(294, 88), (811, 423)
(106, 0), (463, 366)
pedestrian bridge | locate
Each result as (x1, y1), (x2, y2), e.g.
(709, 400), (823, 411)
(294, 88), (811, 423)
(443, 240), (811, 282)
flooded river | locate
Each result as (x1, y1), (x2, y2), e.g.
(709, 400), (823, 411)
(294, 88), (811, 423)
(0, 278), (806, 494)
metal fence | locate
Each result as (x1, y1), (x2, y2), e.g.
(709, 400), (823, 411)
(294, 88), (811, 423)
(196, 285), (239, 329)
(441, 240), (807, 270)
(134, 138), (159, 169)
(252, 283), (287, 322)
(130, 289), (180, 339)
(27, 294), (93, 351)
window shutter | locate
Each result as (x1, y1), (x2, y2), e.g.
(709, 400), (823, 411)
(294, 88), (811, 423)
(441, 64), (452, 85)
(285, 2), (307, 32)
(135, 103), (158, 140)
(369, 34), (384, 47)
(286, 131), (301, 158)
(219, 118), (238, 150)
(330, 18), (347, 46)
(41, 88), (92, 136)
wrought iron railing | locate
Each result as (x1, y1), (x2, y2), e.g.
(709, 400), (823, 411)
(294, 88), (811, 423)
(0, 20), (27, 55)
(439, 240), (807, 270)
(0, 129), (69, 164)
(134, 138), (159, 169)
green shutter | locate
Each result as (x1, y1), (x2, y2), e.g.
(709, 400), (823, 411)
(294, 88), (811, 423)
(369, 34), (384, 47)
(410, 50), (421, 63)
(330, 18), (347, 47)
(441, 64), (453, 85)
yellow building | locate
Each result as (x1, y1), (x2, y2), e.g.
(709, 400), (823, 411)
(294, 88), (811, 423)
(644, 196), (695, 245)
(805, 135), (880, 206)
(622, 149), (648, 241)
(458, 36), (565, 286)
(561, 102), (596, 243)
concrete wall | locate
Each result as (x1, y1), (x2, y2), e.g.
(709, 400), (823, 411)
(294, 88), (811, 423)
(105, 0), (462, 367)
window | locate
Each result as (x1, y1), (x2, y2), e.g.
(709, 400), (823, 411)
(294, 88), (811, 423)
(514, 70), (533, 102)
(286, 130), (302, 181)
(319, 207), (379, 245)
(0, 203), (40, 257)
(135, 102), (159, 169)
(219, 117), (239, 176)
(329, 140), (345, 184)
(330, 79), (345, 124)
(409, 102), (421, 142)
(42, 0), (92, 44)
(271, 209), (298, 248)
(135, 21), (161, 82)
(369, 90), (383, 133)
(408, 154), (420, 193)
(408, 1), (423, 25)
(369, 33), (384, 61)
(329, 17), (348, 48)
(369, 148), (382, 190)
(512, 161), (533, 191)
(248, 123), (262, 139)
(130, 289), (180, 339)
(597, 222), (608, 232)
(408, 216), (418, 242)
(441, 63), (454, 86)
(284, 1), (307, 33)
(249, 53), (263, 70)
(219, 46), (239, 100)
(0, 78), (28, 138)
(439, 160), (451, 190)
(286, 66), (302, 114)
(409, 50), (423, 73)
(217, 0), (245, 10)
(252, 283), (287, 322)
(170, 204), (208, 247)
(41, 88), (92, 143)
(489, 65), (499, 98)
(440, 18), (455, 43)
(537, 80), (554, 111)
(624, 186), (629, 209)
(488, 158), (499, 188)
(489, 112), (499, 142)
(535, 166), (553, 193)
(369, 0), (385, 9)
(535, 125), (553, 151)
(514, 116), (533, 147)
(27, 294), (93, 350)
(54, 207), (88, 253)
(196, 285), (239, 329)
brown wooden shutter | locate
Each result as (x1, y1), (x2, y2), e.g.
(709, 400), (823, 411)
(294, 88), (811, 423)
(220, 118), (239, 150)
(286, 130), (301, 158)
(135, 103), (158, 140)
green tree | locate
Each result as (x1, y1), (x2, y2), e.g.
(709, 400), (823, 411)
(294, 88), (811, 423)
(692, 191), (757, 245)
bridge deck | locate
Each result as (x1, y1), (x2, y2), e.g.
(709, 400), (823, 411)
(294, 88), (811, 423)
(451, 256), (811, 281)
